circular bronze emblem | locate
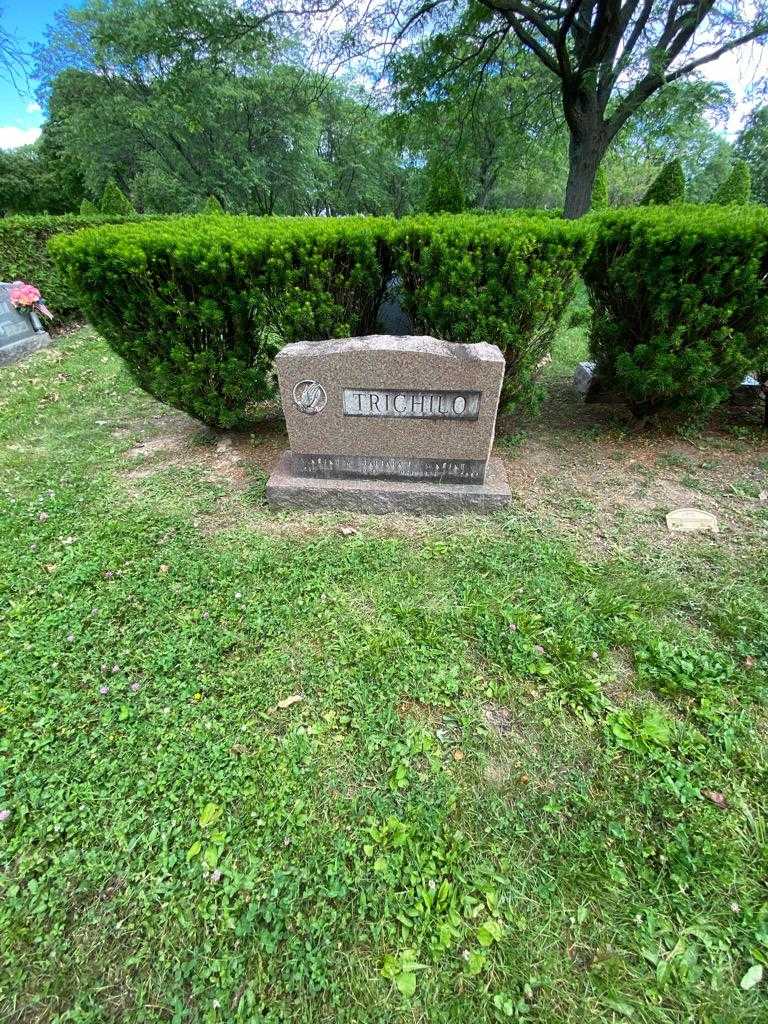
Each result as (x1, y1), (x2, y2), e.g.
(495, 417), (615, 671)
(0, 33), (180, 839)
(293, 379), (327, 415)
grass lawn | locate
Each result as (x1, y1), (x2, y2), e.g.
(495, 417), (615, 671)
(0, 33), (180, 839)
(1, 327), (767, 1023)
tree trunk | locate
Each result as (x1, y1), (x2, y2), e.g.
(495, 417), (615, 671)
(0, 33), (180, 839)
(563, 132), (607, 219)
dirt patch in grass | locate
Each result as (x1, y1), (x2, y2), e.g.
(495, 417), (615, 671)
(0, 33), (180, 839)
(602, 648), (639, 705)
(496, 375), (768, 551)
(397, 699), (445, 725)
(114, 374), (768, 550)
(119, 409), (286, 488)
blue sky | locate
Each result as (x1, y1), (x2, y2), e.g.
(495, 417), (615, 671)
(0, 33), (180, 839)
(0, 0), (71, 148)
(1, 0), (766, 148)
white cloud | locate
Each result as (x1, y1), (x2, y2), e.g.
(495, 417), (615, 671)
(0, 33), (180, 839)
(701, 39), (767, 136)
(25, 101), (42, 114)
(0, 125), (42, 149)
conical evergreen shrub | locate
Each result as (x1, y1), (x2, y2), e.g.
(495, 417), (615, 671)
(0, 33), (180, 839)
(422, 161), (467, 214)
(641, 159), (685, 205)
(202, 195), (224, 214)
(99, 179), (135, 215)
(79, 198), (99, 215)
(711, 160), (751, 205)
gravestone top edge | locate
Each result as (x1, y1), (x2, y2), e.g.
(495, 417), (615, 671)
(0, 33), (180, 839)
(277, 334), (505, 365)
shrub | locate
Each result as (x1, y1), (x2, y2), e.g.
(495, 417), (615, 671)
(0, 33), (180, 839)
(80, 198), (99, 215)
(422, 162), (467, 214)
(100, 179), (135, 216)
(392, 214), (587, 410)
(641, 159), (685, 206)
(591, 167), (609, 211)
(0, 213), (149, 325)
(51, 213), (586, 426)
(202, 195), (224, 215)
(51, 216), (394, 428)
(711, 160), (751, 205)
(583, 205), (768, 418)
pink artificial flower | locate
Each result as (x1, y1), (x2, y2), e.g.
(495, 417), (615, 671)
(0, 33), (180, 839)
(0, 809), (10, 822)
(9, 281), (41, 308)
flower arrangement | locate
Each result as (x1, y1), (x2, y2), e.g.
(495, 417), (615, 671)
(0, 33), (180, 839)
(7, 280), (52, 320)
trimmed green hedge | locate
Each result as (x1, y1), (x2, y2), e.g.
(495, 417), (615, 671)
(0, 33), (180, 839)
(392, 214), (585, 408)
(0, 214), (151, 325)
(584, 206), (768, 417)
(51, 216), (393, 427)
(51, 213), (585, 427)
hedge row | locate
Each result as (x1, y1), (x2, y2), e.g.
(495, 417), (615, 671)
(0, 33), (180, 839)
(46, 206), (768, 426)
(51, 214), (585, 427)
(584, 205), (768, 418)
(0, 214), (164, 325)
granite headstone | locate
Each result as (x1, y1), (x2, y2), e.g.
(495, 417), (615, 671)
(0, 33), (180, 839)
(0, 283), (52, 366)
(266, 335), (511, 513)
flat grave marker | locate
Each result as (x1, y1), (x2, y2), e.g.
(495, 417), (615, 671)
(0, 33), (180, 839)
(666, 508), (719, 534)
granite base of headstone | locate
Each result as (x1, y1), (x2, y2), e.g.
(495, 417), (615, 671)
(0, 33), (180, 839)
(0, 284), (53, 366)
(266, 335), (512, 514)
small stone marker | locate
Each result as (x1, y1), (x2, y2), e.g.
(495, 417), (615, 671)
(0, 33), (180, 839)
(0, 283), (52, 366)
(573, 360), (597, 396)
(266, 335), (511, 513)
(666, 508), (719, 534)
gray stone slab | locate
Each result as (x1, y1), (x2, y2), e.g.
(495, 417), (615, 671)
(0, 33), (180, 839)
(0, 330), (54, 367)
(290, 453), (487, 484)
(266, 452), (511, 514)
(0, 283), (53, 365)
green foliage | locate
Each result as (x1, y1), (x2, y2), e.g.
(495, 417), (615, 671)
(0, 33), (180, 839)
(393, 214), (587, 410)
(51, 215), (394, 427)
(736, 106), (768, 205)
(422, 160), (468, 214)
(201, 194), (224, 214)
(584, 205), (768, 417)
(0, 213), (150, 324)
(591, 166), (608, 210)
(99, 178), (135, 215)
(640, 158), (685, 205)
(35, 8), (409, 217)
(52, 213), (585, 425)
(0, 138), (85, 216)
(711, 159), (751, 205)
(79, 198), (98, 214)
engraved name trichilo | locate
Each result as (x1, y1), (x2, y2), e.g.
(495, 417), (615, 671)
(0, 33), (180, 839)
(342, 388), (481, 420)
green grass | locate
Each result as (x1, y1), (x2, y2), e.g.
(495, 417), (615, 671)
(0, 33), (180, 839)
(1, 331), (767, 1023)
(548, 281), (590, 377)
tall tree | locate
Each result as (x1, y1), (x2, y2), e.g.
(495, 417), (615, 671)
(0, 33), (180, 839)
(32, 0), (406, 215)
(331, 0), (768, 216)
(390, 28), (569, 209)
